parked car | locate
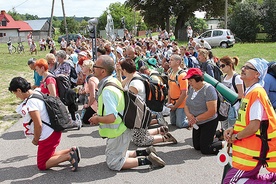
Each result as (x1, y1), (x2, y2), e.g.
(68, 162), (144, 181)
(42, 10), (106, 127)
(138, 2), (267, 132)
(194, 29), (235, 48)
(57, 33), (82, 43)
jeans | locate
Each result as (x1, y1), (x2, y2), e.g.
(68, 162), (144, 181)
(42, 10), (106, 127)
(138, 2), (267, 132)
(170, 108), (188, 128)
(221, 106), (237, 129)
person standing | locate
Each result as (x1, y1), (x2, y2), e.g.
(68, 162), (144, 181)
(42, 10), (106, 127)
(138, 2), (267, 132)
(187, 26), (193, 41)
(89, 55), (165, 171)
(167, 54), (189, 128)
(223, 58), (276, 183)
(264, 62), (276, 112)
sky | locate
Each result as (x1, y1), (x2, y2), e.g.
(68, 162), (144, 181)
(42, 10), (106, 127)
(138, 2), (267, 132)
(0, 0), (126, 18)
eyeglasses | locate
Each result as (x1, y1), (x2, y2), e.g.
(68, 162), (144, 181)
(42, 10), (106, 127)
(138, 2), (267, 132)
(241, 65), (257, 71)
(93, 65), (105, 69)
(220, 64), (226, 68)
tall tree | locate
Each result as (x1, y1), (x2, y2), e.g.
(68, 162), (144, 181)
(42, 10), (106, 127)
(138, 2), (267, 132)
(59, 17), (80, 34)
(126, 0), (237, 38)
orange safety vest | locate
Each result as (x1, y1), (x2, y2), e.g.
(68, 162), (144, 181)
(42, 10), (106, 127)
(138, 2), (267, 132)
(233, 87), (276, 172)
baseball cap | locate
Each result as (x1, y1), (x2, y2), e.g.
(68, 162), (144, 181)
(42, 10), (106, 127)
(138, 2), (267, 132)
(183, 68), (203, 80)
(78, 51), (87, 57)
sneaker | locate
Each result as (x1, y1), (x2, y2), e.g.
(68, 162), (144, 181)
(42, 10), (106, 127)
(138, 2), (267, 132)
(75, 113), (82, 130)
(147, 152), (165, 168)
(146, 146), (157, 155)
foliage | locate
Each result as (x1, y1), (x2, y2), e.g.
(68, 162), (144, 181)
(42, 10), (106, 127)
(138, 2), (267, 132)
(59, 17), (80, 34)
(126, 0), (238, 39)
(8, 10), (39, 20)
(262, 0), (276, 41)
(229, 1), (262, 42)
(97, 2), (140, 32)
(187, 17), (208, 35)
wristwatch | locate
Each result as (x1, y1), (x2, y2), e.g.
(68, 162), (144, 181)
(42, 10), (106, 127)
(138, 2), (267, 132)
(234, 134), (240, 140)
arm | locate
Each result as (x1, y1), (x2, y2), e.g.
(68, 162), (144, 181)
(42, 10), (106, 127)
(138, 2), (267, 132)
(47, 83), (57, 97)
(29, 110), (42, 145)
(195, 100), (217, 121)
(170, 90), (187, 111)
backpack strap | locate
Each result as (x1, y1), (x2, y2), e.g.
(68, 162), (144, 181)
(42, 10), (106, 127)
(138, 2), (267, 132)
(232, 73), (238, 93)
(101, 82), (124, 120)
(169, 69), (186, 87)
(24, 92), (52, 129)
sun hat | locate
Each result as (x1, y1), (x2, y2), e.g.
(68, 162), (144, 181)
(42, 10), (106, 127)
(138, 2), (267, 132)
(183, 68), (203, 80)
(116, 47), (124, 57)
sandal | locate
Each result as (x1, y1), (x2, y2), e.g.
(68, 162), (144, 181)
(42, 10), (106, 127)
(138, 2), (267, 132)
(69, 149), (79, 172)
(163, 133), (177, 144)
(159, 126), (169, 135)
(71, 147), (81, 163)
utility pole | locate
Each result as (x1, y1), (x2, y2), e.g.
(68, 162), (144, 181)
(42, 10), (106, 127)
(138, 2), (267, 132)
(48, 0), (55, 37)
(225, 0), (228, 29)
(61, 0), (68, 42)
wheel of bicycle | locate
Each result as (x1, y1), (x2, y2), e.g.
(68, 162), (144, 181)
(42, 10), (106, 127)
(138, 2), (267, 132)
(12, 45), (16, 53)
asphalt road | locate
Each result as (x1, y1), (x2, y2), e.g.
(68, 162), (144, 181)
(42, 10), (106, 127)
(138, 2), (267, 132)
(0, 116), (225, 184)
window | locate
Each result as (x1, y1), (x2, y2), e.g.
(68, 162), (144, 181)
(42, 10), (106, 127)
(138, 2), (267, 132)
(2, 18), (7, 26)
(201, 31), (211, 38)
(0, 33), (6, 37)
(213, 30), (223, 37)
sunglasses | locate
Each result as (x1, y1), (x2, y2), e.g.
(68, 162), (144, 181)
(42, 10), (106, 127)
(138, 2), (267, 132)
(93, 65), (105, 69)
(241, 65), (257, 71)
(220, 64), (226, 68)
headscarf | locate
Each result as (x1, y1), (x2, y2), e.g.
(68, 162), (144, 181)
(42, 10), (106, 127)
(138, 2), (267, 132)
(247, 58), (268, 86)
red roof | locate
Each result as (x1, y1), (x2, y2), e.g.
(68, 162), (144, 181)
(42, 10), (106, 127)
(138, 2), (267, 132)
(0, 10), (32, 31)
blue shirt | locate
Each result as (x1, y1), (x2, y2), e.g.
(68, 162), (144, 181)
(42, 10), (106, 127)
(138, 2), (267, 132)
(264, 74), (276, 108)
(34, 71), (42, 87)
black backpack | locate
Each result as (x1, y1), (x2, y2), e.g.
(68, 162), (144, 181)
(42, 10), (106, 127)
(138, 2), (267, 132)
(45, 74), (77, 106)
(132, 76), (168, 112)
(26, 92), (71, 132)
(205, 61), (223, 82)
(102, 82), (152, 129)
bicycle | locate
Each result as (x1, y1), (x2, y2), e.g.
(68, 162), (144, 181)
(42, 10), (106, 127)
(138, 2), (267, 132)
(17, 42), (25, 54)
(7, 40), (16, 54)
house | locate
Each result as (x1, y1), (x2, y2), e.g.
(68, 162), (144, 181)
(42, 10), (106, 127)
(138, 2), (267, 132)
(0, 10), (54, 43)
(0, 10), (32, 43)
(24, 19), (55, 40)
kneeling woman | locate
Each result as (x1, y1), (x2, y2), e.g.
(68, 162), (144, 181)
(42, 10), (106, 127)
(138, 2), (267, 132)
(8, 77), (80, 171)
(184, 68), (223, 154)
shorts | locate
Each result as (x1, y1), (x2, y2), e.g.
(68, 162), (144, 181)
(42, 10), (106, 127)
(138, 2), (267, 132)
(37, 131), (62, 170)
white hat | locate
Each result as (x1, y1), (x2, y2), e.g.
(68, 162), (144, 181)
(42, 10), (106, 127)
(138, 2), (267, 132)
(78, 51), (87, 57)
(116, 47), (123, 57)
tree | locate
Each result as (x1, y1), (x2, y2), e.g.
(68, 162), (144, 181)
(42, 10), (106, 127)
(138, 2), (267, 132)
(97, 2), (142, 33)
(126, 0), (238, 39)
(229, 1), (261, 42)
(59, 17), (80, 34)
(262, 0), (276, 41)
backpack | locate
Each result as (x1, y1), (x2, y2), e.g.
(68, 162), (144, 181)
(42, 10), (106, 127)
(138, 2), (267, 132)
(267, 61), (276, 78)
(26, 92), (71, 132)
(150, 72), (169, 88)
(132, 76), (168, 112)
(69, 64), (77, 88)
(187, 56), (200, 68)
(45, 74), (77, 106)
(169, 69), (186, 87)
(102, 82), (152, 129)
(204, 84), (230, 121)
(205, 61), (223, 82)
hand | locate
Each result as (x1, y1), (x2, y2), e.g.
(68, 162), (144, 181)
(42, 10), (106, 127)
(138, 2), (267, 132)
(83, 104), (89, 109)
(224, 127), (234, 143)
(32, 139), (38, 146)
(89, 114), (99, 126)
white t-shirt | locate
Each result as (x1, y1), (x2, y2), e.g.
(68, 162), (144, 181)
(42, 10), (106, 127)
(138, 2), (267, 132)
(124, 79), (146, 101)
(16, 93), (54, 140)
(245, 83), (268, 121)
(222, 73), (243, 110)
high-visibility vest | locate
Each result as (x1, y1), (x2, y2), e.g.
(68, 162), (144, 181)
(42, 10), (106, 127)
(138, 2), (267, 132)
(98, 78), (127, 138)
(233, 87), (276, 171)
